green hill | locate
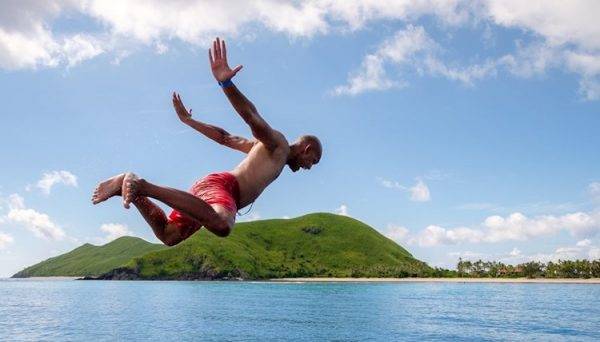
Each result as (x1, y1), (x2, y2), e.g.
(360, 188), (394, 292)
(101, 213), (431, 280)
(12, 236), (167, 277)
(13, 213), (432, 280)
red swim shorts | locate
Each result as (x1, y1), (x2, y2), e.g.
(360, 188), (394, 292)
(168, 172), (240, 235)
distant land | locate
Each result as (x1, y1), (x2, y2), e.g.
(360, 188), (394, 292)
(13, 237), (166, 278)
(13, 213), (433, 280)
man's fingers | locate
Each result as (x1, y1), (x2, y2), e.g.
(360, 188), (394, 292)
(216, 37), (221, 59)
(208, 49), (214, 65)
(222, 39), (227, 61)
(232, 65), (243, 74)
(214, 39), (220, 59)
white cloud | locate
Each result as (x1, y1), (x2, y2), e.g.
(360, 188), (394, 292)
(576, 239), (592, 247)
(2, 1), (600, 100)
(483, 1), (600, 51)
(448, 250), (485, 259)
(333, 25), (431, 95)
(410, 225), (484, 247)
(62, 34), (105, 67)
(378, 177), (431, 202)
(509, 247), (521, 257)
(0, 232), (14, 249)
(404, 210), (600, 247)
(8, 194), (25, 210)
(332, 54), (397, 96)
(36, 170), (78, 195)
(6, 194), (66, 240)
(331, 2), (600, 99)
(100, 223), (133, 242)
(409, 179), (431, 202)
(384, 224), (409, 243)
(335, 204), (349, 216)
(588, 182), (600, 200)
(448, 243), (599, 266)
(378, 177), (405, 190)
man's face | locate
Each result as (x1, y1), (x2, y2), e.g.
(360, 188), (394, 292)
(291, 147), (320, 172)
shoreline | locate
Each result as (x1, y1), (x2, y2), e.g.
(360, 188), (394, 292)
(269, 277), (600, 284)
(4, 277), (600, 284)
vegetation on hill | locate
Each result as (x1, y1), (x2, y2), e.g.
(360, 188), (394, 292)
(12, 236), (167, 277)
(102, 213), (432, 280)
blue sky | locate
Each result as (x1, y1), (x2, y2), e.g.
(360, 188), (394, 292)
(1, 1), (600, 277)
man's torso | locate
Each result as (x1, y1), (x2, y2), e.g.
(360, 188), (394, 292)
(230, 131), (289, 208)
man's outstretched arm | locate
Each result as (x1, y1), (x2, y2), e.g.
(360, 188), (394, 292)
(208, 37), (281, 151)
(172, 92), (255, 154)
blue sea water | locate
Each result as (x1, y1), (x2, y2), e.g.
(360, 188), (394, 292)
(0, 279), (599, 341)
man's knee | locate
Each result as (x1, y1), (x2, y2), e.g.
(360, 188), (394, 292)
(207, 217), (232, 237)
(162, 234), (183, 246)
(161, 226), (185, 246)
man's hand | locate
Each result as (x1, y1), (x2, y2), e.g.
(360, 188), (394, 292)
(172, 92), (192, 123)
(209, 37), (242, 82)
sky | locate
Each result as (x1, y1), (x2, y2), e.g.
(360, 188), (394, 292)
(1, 0), (600, 277)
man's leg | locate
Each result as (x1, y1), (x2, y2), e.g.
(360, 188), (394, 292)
(123, 173), (233, 237)
(132, 197), (190, 246)
(92, 174), (188, 245)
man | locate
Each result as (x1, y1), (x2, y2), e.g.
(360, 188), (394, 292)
(92, 38), (322, 246)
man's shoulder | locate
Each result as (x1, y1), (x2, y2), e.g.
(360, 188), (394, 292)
(271, 130), (290, 151)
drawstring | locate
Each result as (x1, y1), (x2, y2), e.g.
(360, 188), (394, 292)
(237, 201), (254, 216)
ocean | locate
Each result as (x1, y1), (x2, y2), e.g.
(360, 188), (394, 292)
(1, 279), (599, 341)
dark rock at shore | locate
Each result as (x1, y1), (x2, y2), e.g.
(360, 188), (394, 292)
(83, 266), (249, 281)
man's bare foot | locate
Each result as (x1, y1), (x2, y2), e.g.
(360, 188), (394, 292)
(92, 173), (126, 205)
(122, 173), (141, 209)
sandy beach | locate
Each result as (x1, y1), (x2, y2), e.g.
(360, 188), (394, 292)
(271, 277), (600, 284)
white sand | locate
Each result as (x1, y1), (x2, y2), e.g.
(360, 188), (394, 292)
(270, 277), (600, 284)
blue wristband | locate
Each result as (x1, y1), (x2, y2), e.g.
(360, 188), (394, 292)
(218, 79), (234, 88)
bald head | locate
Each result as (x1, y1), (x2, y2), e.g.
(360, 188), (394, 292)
(288, 135), (322, 172)
(298, 135), (322, 156)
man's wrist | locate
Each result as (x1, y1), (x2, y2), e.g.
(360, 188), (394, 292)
(218, 79), (234, 88)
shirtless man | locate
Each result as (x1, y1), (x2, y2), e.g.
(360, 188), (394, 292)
(91, 38), (322, 246)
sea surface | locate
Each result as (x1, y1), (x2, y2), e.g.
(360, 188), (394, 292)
(1, 279), (599, 341)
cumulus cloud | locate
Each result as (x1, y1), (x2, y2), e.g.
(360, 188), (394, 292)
(576, 239), (592, 247)
(378, 177), (431, 202)
(332, 24), (509, 94)
(589, 182), (600, 201)
(36, 170), (78, 195)
(410, 225), (484, 247)
(332, 54), (398, 96)
(335, 204), (349, 216)
(405, 210), (600, 247)
(100, 223), (133, 242)
(384, 224), (410, 243)
(2, 1), (600, 99)
(447, 239), (600, 268)
(509, 247), (521, 257)
(332, 2), (600, 99)
(0, 232), (14, 249)
(5, 194), (66, 240)
(409, 179), (431, 202)
(2, 0), (463, 70)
